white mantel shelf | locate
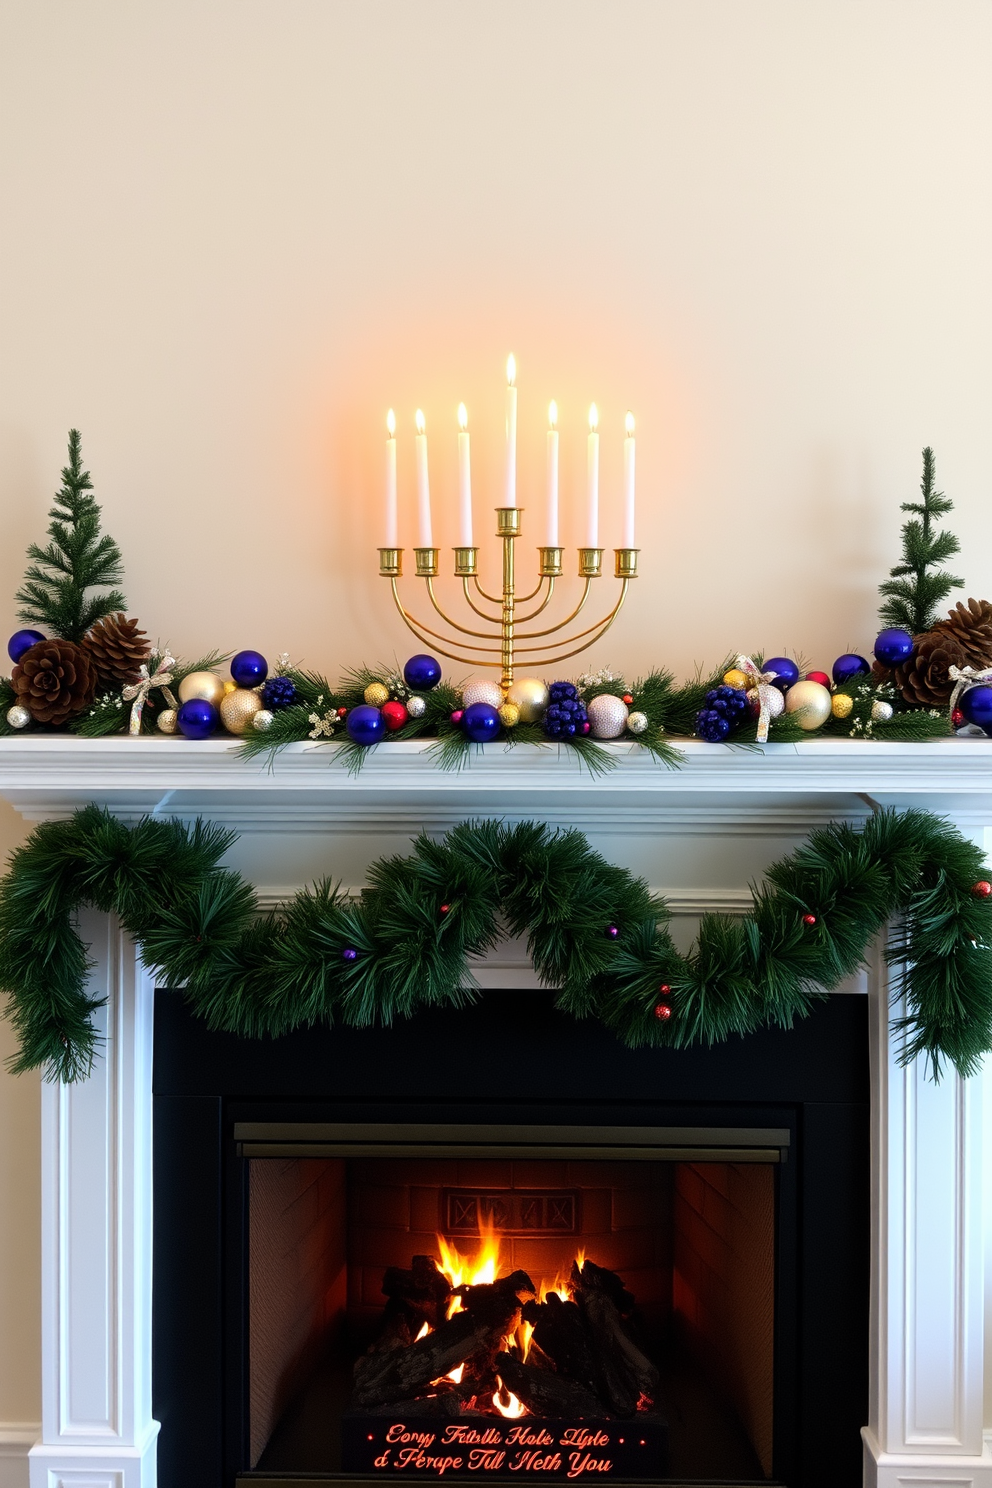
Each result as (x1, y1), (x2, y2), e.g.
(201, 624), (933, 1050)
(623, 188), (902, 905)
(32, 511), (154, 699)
(1, 736), (991, 831)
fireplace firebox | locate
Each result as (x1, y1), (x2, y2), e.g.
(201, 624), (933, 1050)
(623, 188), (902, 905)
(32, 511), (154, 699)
(152, 986), (869, 1488)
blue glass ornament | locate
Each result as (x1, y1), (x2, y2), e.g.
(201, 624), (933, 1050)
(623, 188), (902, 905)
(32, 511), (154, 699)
(763, 657), (799, 691)
(345, 703), (386, 745)
(341, 947), (358, 963)
(461, 700), (501, 743)
(176, 698), (218, 739)
(960, 685), (992, 733)
(231, 649), (268, 687)
(261, 675), (297, 710)
(832, 653), (871, 685)
(403, 653), (442, 691)
(7, 629), (44, 664)
(874, 628), (914, 667)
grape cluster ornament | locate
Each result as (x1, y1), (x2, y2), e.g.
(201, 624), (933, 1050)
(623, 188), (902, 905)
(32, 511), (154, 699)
(542, 682), (589, 739)
(695, 684), (749, 742)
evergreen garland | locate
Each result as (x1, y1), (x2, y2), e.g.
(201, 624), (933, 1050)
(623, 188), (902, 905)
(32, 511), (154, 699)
(2, 806), (989, 1086)
(878, 447), (963, 634)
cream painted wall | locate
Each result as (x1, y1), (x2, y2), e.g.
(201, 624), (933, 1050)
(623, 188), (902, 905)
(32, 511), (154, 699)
(0, 0), (990, 1433)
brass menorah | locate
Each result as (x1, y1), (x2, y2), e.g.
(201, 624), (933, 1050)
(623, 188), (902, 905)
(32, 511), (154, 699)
(378, 508), (638, 691)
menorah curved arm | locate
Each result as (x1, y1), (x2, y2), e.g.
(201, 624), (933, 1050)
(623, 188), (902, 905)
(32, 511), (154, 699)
(509, 579), (630, 657)
(460, 575), (554, 625)
(471, 571), (546, 607)
(389, 580), (503, 657)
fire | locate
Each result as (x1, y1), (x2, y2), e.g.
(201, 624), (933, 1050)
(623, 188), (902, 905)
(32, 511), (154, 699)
(517, 1319), (535, 1361)
(493, 1377), (526, 1418)
(436, 1216), (502, 1318)
(415, 1321), (430, 1341)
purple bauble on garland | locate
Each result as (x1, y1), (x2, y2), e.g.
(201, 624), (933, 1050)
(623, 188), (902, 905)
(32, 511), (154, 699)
(176, 698), (218, 739)
(403, 653), (442, 691)
(231, 649), (268, 687)
(960, 685), (992, 734)
(763, 657), (799, 691)
(874, 628), (914, 668)
(7, 629), (44, 664)
(461, 700), (501, 743)
(832, 652), (871, 685)
(345, 703), (386, 745)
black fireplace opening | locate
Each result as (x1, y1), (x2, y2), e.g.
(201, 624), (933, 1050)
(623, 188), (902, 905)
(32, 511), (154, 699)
(152, 988), (870, 1488)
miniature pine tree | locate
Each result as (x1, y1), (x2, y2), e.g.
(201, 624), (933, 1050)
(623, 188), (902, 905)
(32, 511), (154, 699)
(878, 446), (963, 635)
(15, 430), (127, 643)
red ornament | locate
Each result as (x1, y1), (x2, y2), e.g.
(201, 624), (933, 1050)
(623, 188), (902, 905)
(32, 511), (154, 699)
(952, 708), (965, 728)
(802, 913), (817, 926)
(381, 700), (409, 732)
(805, 671), (831, 688)
(336, 706), (348, 718)
(654, 1003), (672, 1021)
(440, 902), (451, 914)
(622, 694), (634, 706)
(972, 881), (992, 898)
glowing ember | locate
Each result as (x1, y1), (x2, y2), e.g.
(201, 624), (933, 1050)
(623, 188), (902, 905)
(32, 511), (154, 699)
(492, 1376), (526, 1418)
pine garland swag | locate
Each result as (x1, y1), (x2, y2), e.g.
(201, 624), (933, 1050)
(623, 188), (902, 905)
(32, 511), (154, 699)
(1, 806), (990, 1085)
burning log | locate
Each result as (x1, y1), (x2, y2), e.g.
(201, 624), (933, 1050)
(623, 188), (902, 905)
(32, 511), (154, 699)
(381, 1255), (452, 1330)
(570, 1260), (659, 1416)
(521, 1293), (602, 1398)
(494, 1351), (611, 1419)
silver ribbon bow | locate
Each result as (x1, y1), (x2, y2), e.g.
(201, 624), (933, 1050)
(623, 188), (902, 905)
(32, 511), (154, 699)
(736, 654), (781, 744)
(948, 664), (992, 719)
(122, 655), (178, 736)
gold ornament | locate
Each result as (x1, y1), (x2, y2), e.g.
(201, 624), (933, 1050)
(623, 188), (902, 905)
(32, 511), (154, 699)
(219, 687), (264, 735)
(364, 681), (390, 707)
(156, 708), (178, 735)
(498, 702), (520, 728)
(723, 668), (748, 690)
(462, 676), (504, 710)
(177, 670), (226, 706)
(784, 679), (832, 730)
(253, 708), (274, 732)
(506, 676), (549, 722)
(586, 693), (629, 739)
(223, 680), (237, 695)
(626, 710), (648, 734)
(831, 693), (854, 719)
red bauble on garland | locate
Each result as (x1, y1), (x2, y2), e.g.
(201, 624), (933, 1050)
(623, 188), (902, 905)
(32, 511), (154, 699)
(381, 700), (409, 732)
(972, 881), (992, 898)
(802, 913), (817, 926)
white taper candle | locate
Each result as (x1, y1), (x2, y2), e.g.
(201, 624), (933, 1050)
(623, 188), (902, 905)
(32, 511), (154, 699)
(414, 409), (432, 547)
(586, 403), (599, 548)
(384, 409), (397, 548)
(457, 402), (472, 548)
(546, 401), (559, 547)
(622, 412), (635, 548)
(504, 353), (517, 507)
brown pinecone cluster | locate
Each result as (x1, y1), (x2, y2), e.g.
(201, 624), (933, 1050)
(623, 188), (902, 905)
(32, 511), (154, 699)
(873, 598), (992, 707)
(10, 614), (151, 726)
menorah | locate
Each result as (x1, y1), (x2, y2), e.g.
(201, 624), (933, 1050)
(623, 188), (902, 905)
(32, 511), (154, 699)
(377, 512), (638, 692)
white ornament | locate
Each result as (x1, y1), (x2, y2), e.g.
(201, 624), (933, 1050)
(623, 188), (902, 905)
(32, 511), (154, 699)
(253, 709), (274, 732)
(156, 708), (178, 735)
(5, 704), (30, 730)
(461, 676), (503, 710)
(586, 693), (629, 739)
(626, 711), (648, 735)
(406, 695), (426, 718)
(747, 685), (784, 720)
(870, 699), (894, 723)
(783, 679), (832, 731)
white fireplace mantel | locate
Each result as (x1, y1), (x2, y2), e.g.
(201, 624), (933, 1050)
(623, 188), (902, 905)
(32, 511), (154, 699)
(2, 735), (991, 1488)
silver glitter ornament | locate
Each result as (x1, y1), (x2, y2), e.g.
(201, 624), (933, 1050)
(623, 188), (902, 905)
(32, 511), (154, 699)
(586, 693), (629, 739)
(747, 685), (785, 720)
(253, 709), (274, 732)
(871, 699), (894, 723)
(156, 708), (178, 735)
(626, 711), (648, 735)
(5, 704), (30, 730)
(406, 695), (426, 719)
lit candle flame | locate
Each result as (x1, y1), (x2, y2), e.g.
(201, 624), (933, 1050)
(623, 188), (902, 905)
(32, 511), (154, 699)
(506, 353), (516, 387)
(386, 409), (396, 437)
(548, 400), (557, 429)
(458, 402), (468, 431)
(415, 409), (426, 433)
(588, 403), (599, 432)
(625, 411), (635, 435)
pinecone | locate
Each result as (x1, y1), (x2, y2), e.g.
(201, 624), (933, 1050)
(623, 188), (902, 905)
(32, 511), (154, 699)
(11, 638), (97, 725)
(81, 612), (151, 691)
(887, 630), (967, 707)
(932, 598), (992, 668)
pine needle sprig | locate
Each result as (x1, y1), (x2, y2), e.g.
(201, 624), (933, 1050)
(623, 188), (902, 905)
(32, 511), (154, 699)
(15, 430), (127, 642)
(878, 447), (963, 634)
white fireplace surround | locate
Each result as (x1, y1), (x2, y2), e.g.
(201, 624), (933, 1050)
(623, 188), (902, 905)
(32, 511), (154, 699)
(2, 734), (992, 1488)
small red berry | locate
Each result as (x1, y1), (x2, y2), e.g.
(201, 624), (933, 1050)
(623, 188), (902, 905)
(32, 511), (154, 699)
(659, 984), (671, 995)
(952, 708), (965, 727)
(622, 694), (634, 706)
(972, 881), (992, 898)
(440, 902), (451, 914)
(802, 913), (817, 926)
(337, 706), (348, 718)
(450, 709), (464, 724)
(654, 1003), (672, 1021)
